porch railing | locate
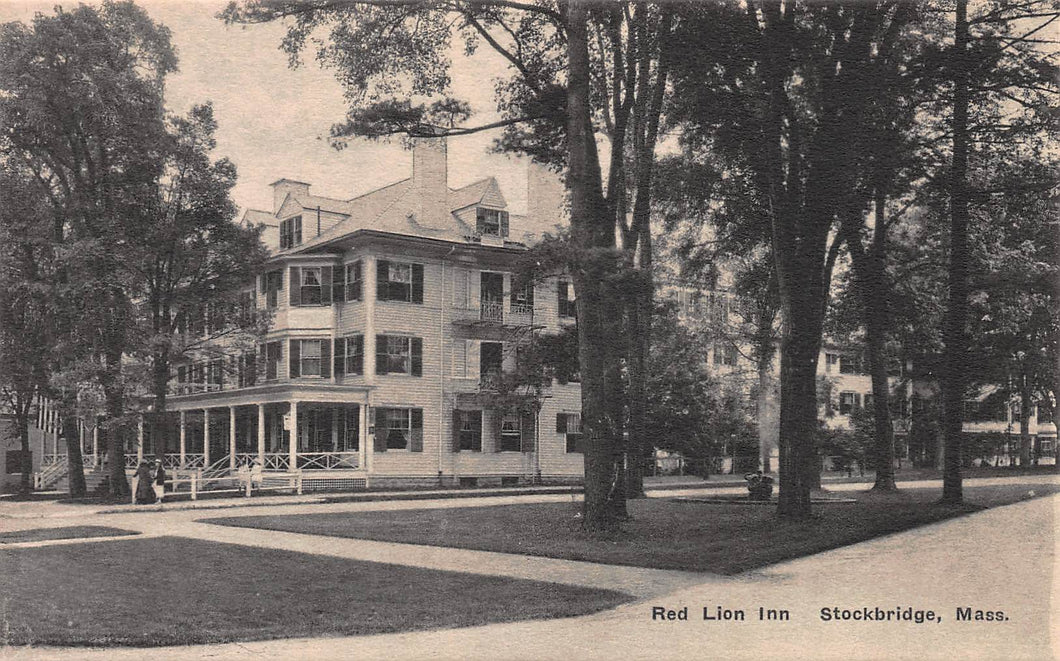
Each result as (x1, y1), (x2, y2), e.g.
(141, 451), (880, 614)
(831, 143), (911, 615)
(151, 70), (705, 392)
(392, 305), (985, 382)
(297, 452), (360, 470)
(263, 453), (290, 471)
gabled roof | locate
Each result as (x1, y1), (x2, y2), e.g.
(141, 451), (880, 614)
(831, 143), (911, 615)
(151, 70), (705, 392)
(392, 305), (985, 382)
(241, 208), (277, 227)
(448, 177), (507, 211)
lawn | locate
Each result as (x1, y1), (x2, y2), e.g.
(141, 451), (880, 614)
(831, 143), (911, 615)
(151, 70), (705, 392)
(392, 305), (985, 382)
(0, 536), (631, 647)
(207, 482), (1059, 575)
(0, 526), (138, 544)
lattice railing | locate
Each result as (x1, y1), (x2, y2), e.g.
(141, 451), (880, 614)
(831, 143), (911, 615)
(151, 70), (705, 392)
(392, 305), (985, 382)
(263, 453), (290, 471)
(480, 300), (504, 323)
(297, 452), (360, 470)
(510, 302), (534, 317)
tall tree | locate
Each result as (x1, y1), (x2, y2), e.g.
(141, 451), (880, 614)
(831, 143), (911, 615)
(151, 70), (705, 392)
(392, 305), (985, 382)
(0, 1), (177, 496)
(667, 1), (918, 517)
(224, 0), (678, 528)
(0, 167), (55, 494)
(138, 103), (269, 451)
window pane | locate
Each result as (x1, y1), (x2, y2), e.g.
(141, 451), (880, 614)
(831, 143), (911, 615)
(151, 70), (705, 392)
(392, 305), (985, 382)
(302, 268), (321, 286)
(390, 263), (411, 283)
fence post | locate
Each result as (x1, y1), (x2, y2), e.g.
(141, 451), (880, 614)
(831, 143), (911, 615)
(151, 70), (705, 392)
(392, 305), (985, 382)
(245, 474), (252, 498)
(191, 473), (197, 501)
(296, 472), (303, 495)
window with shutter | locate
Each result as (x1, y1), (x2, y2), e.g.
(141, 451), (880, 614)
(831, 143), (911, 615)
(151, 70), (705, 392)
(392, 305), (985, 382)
(374, 335), (420, 376)
(280, 216), (303, 249)
(265, 342), (281, 380)
(558, 280), (576, 318)
(377, 408), (422, 451)
(345, 335), (364, 375)
(345, 261), (362, 301)
(375, 260), (422, 303)
(561, 413), (583, 453)
(299, 267), (322, 305)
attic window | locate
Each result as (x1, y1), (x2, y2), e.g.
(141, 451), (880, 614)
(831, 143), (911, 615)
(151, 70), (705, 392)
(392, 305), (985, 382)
(476, 208), (509, 237)
(280, 216), (302, 249)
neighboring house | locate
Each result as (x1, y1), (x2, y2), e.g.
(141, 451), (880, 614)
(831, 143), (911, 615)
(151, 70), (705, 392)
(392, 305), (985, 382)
(151, 135), (584, 490)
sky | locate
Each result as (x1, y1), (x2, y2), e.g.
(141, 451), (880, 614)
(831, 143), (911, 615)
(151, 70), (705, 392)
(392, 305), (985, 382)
(0, 0), (533, 214)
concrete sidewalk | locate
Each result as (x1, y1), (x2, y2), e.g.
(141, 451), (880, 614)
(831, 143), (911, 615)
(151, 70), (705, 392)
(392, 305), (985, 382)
(5, 491), (1055, 660)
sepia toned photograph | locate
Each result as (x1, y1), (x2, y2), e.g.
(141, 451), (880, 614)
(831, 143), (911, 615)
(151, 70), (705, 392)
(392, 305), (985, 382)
(0, 1), (1056, 659)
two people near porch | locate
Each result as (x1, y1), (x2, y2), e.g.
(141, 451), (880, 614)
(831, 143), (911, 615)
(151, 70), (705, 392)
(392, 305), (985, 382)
(132, 460), (167, 504)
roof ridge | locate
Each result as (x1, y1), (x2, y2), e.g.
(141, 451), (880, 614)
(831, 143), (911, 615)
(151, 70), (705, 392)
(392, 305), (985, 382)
(346, 177), (411, 203)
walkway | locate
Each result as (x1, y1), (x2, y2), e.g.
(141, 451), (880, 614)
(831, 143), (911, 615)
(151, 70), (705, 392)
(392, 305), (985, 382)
(1, 477), (1056, 660)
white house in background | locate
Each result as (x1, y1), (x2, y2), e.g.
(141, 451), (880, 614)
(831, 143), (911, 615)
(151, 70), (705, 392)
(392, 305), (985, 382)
(151, 135), (584, 491)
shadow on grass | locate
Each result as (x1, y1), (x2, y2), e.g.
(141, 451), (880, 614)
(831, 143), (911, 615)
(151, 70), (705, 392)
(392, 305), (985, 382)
(205, 482), (1058, 575)
(0, 536), (631, 647)
(0, 526), (139, 544)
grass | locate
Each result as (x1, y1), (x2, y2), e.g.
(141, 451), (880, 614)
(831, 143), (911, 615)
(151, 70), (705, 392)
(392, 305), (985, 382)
(207, 481), (1059, 575)
(0, 536), (631, 647)
(0, 526), (138, 544)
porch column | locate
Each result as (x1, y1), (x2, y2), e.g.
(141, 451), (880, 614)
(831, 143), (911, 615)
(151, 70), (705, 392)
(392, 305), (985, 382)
(179, 411), (187, 468)
(332, 408), (340, 451)
(257, 404), (266, 465)
(229, 406), (237, 470)
(136, 417), (144, 462)
(79, 421), (85, 456)
(289, 401), (298, 470)
(92, 425), (99, 468)
(362, 402), (371, 474)
(203, 409), (211, 467)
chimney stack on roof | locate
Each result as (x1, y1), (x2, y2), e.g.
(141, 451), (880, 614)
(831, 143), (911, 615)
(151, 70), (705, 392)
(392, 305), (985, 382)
(411, 127), (450, 229)
(270, 178), (311, 214)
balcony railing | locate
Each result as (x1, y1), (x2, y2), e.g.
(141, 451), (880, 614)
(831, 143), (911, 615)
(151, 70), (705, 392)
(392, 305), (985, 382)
(480, 300), (504, 323)
(510, 302), (534, 317)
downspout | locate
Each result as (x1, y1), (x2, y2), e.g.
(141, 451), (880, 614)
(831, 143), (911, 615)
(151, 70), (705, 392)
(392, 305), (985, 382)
(316, 206), (321, 237)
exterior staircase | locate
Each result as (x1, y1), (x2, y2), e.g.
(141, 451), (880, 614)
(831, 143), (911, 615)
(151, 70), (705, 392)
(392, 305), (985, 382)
(54, 468), (109, 495)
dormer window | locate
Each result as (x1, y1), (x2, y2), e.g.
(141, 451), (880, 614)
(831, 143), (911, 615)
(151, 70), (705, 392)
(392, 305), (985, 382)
(280, 215), (302, 249)
(476, 208), (509, 238)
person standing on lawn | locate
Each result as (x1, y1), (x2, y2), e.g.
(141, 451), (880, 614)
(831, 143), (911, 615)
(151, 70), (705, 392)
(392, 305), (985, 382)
(153, 460), (167, 504)
(134, 462), (155, 504)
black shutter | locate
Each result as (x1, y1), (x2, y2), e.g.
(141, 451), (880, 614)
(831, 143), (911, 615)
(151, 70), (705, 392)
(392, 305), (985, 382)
(277, 269), (284, 291)
(334, 337), (346, 378)
(289, 267), (301, 306)
(321, 339), (331, 379)
(321, 266), (333, 305)
(558, 281), (567, 315)
(246, 351), (256, 386)
(350, 261), (362, 301)
(377, 260), (389, 301)
(412, 263), (424, 303)
(333, 264), (345, 302)
(476, 208), (485, 234)
(410, 337), (423, 376)
(410, 409), (423, 452)
(520, 412), (534, 453)
(375, 335), (388, 375)
(556, 413), (567, 433)
(373, 408), (386, 452)
(452, 412), (462, 452)
(500, 211), (509, 238)
(259, 274), (266, 294)
(289, 339), (300, 378)
(353, 335), (364, 374)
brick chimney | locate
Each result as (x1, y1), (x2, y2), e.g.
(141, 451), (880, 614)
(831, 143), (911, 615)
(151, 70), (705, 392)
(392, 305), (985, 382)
(270, 178), (311, 214)
(411, 129), (450, 229)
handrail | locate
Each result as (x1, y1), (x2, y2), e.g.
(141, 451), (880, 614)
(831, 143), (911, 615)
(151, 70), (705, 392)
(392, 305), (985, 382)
(34, 457), (68, 490)
(480, 300), (504, 323)
(297, 451), (360, 470)
(200, 454), (232, 479)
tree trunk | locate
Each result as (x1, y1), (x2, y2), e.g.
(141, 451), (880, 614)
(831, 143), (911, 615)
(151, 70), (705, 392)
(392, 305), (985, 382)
(152, 344), (170, 458)
(63, 412), (87, 497)
(848, 195), (898, 491)
(1018, 385), (1032, 467)
(941, 0), (970, 504)
(776, 319), (822, 517)
(567, 2), (624, 529)
(757, 354), (779, 474)
(18, 412), (32, 495)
